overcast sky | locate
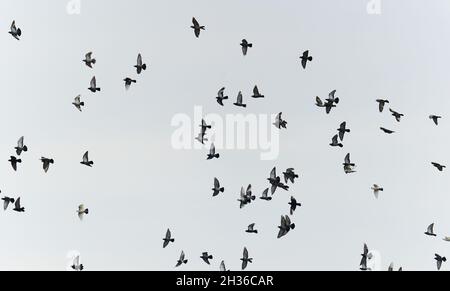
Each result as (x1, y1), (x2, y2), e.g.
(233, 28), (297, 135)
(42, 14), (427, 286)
(1, 0), (450, 271)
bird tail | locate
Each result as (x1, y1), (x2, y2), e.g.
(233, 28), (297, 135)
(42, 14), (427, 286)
(223, 96), (229, 100)
(96, 88), (101, 92)
(80, 102), (85, 106)
(17, 159), (22, 163)
(242, 104), (247, 108)
(23, 146), (28, 152)
(89, 161), (94, 166)
(308, 56), (313, 61)
(334, 98), (340, 104)
(208, 255), (213, 259)
(170, 239), (175, 242)
(79, 264), (84, 271)
(220, 187), (225, 193)
(85, 209), (89, 214)
(183, 260), (188, 264)
(291, 223), (296, 229)
(248, 259), (253, 263)
(17, 29), (22, 36)
(248, 44), (253, 48)
(200, 26), (205, 30)
(142, 64), (147, 70)
(132, 80), (137, 83)
(91, 59), (96, 65)
(215, 154), (220, 159)
(251, 196), (256, 201)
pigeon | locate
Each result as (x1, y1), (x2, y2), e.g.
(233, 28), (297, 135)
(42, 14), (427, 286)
(83, 52), (96, 68)
(2, 197), (15, 211)
(300, 50), (313, 69)
(233, 91), (247, 107)
(432, 162), (446, 172)
(220, 260), (230, 272)
(71, 255), (84, 271)
(207, 143), (220, 160)
(191, 17), (205, 38)
(195, 131), (208, 145)
(376, 99), (389, 113)
(389, 108), (404, 122)
(15, 136), (28, 156)
(8, 156), (21, 171)
(283, 168), (299, 184)
(13, 197), (24, 212)
(72, 95), (85, 112)
(330, 134), (343, 148)
(212, 178), (225, 197)
(40, 157), (54, 173)
(200, 119), (212, 133)
(371, 184), (383, 199)
(240, 247), (253, 270)
(240, 39), (253, 56)
(337, 122), (350, 141)
(326, 90), (340, 105)
(425, 223), (437, 237)
(77, 204), (89, 220)
(175, 251), (188, 267)
(135, 53), (147, 74)
(277, 215), (295, 239)
(216, 87), (228, 106)
(9, 21), (21, 40)
(324, 100), (337, 114)
(200, 252), (213, 265)
(289, 196), (302, 215)
(267, 167), (289, 195)
(251, 86), (264, 98)
(435, 254), (447, 271)
(380, 127), (395, 134)
(360, 243), (370, 271)
(238, 185), (256, 208)
(88, 76), (101, 92)
(163, 229), (175, 248)
(259, 188), (272, 201)
(246, 223), (258, 234)
(343, 153), (356, 174)
(124, 77), (137, 90)
(80, 151), (94, 167)
(429, 115), (442, 126)
(273, 112), (287, 129)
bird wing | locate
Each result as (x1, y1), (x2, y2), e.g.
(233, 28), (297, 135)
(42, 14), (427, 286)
(262, 188), (269, 198)
(363, 243), (368, 255)
(90, 77), (96, 88)
(192, 17), (199, 27)
(209, 143), (215, 155)
(253, 86), (259, 96)
(243, 247), (248, 259)
(11, 21), (17, 32)
(332, 134), (339, 144)
(3, 199), (9, 211)
(83, 151), (89, 162)
(428, 223), (434, 234)
(218, 87), (225, 98)
(85, 52), (92, 60)
(270, 167), (276, 179)
(17, 136), (24, 148)
(137, 54), (142, 66)
(180, 251), (185, 261)
(316, 96), (323, 106)
(15, 197), (21, 208)
(220, 261), (226, 271)
(242, 45), (248, 56)
(214, 178), (220, 188)
(248, 223), (255, 230)
(237, 91), (243, 104)
(345, 153), (351, 164)
(329, 90), (336, 100)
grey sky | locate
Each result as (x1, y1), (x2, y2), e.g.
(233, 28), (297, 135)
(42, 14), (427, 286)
(1, 0), (449, 270)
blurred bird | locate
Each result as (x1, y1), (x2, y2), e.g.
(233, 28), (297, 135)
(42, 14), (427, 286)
(330, 134), (343, 148)
(435, 254), (447, 271)
(360, 243), (370, 271)
(443, 237), (450, 242)
(273, 112), (287, 129)
(425, 223), (437, 237)
(200, 252), (213, 265)
(216, 87), (228, 106)
(13, 197), (24, 212)
(88, 76), (101, 92)
(71, 255), (84, 271)
(388, 262), (402, 271)
(72, 95), (85, 112)
(371, 184), (383, 199)
(429, 115), (442, 126)
(83, 52), (96, 68)
(212, 178), (225, 197)
(337, 122), (350, 141)
(268, 167), (289, 194)
(283, 168), (299, 184)
(251, 86), (264, 98)
(220, 260), (230, 272)
(315, 97), (325, 108)
(326, 90), (340, 105)
(238, 185), (256, 208)
(163, 229), (175, 248)
(240, 39), (252, 56)
(195, 131), (208, 145)
(200, 119), (212, 133)
(289, 196), (302, 215)
(175, 251), (188, 267)
(233, 91), (247, 107)
(259, 188), (272, 201)
(8, 156), (21, 171)
(343, 153), (356, 174)
(9, 21), (21, 40)
(80, 151), (94, 167)
(300, 50), (313, 69)
(2, 197), (15, 211)
(77, 204), (89, 220)
(277, 215), (295, 239)
(135, 53), (147, 74)
(240, 247), (253, 270)
(246, 223), (258, 234)
(389, 108), (404, 122)
(376, 99), (389, 113)
(191, 17), (205, 38)
(15, 136), (28, 156)
(432, 162), (446, 172)
(207, 143), (220, 160)
(124, 77), (137, 90)
(380, 127), (395, 134)
(40, 157), (54, 173)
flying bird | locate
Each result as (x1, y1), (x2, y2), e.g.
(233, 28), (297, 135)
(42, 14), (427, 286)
(2, 197), (15, 211)
(163, 229), (175, 248)
(240, 39), (253, 56)
(343, 153), (356, 174)
(195, 131), (208, 145)
(200, 252), (213, 265)
(72, 95), (85, 112)
(123, 77), (137, 90)
(326, 90), (340, 105)
(216, 87), (228, 106)
(429, 115), (442, 126)
(360, 243), (370, 271)
(432, 162), (446, 172)
(71, 255), (84, 271)
(389, 108), (404, 122)
(88, 76), (101, 92)
(207, 143), (220, 160)
(245, 223), (258, 234)
(175, 251), (188, 268)
(9, 21), (21, 40)
(315, 97), (325, 108)
(300, 50), (313, 69)
(273, 112), (287, 129)
(15, 136), (28, 156)
(13, 197), (24, 212)
(80, 151), (94, 167)
(238, 185), (256, 208)
(268, 167), (289, 194)
(259, 188), (272, 201)
(8, 156), (21, 171)
(425, 223), (437, 237)
(240, 247), (253, 270)
(277, 215), (295, 239)
(135, 53), (147, 74)
(212, 178), (225, 197)
(220, 260), (229, 272)
(435, 254), (447, 271)
(40, 157), (54, 173)
(251, 86), (264, 98)
(380, 127), (395, 134)
(283, 168), (299, 184)
(289, 196), (302, 215)
(376, 99), (389, 113)
(330, 134), (343, 148)
(337, 122), (350, 141)
(83, 52), (96, 68)
(233, 91), (247, 107)
(371, 184), (383, 199)
(200, 119), (212, 133)
(191, 17), (205, 38)
(77, 204), (89, 220)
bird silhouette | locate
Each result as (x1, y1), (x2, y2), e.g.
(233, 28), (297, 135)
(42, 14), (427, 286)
(191, 18), (205, 38)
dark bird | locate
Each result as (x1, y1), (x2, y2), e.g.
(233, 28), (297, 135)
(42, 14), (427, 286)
(429, 115), (442, 126)
(233, 91), (247, 107)
(8, 156), (21, 171)
(435, 254), (447, 271)
(240, 39), (253, 56)
(40, 157), (54, 173)
(376, 99), (389, 113)
(83, 52), (96, 68)
(88, 76), (101, 92)
(124, 77), (137, 90)
(326, 90), (340, 105)
(15, 136), (28, 156)
(13, 197), (24, 212)
(251, 86), (264, 98)
(432, 162), (446, 172)
(380, 127), (395, 134)
(220, 260), (230, 272)
(207, 143), (220, 160)
(191, 17), (205, 38)
(268, 167), (289, 195)
(240, 247), (253, 270)
(300, 50), (313, 69)
(163, 229), (175, 248)
(273, 112), (287, 129)
(389, 108), (404, 122)
(195, 131), (208, 145)
(135, 53), (147, 74)
(200, 119), (212, 133)
(72, 95), (85, 112)
(246, 223), (258, 234)
(371, 184), (383, 199)
(259, 188), (272, 201)
(71, 255), (84, 271)
(216, 87), (228, 106)
(9, 21), (21, 40)
(200, 252), (213, 265)
(277, 215), (295, 239)
(330, 134), (343, 148)
(343, 153), (356, 174)
(2, 197), (15, 211)
(360, 243), (370, 271)
(337, 122), (350, 141)
(238, 185), (256, 208)
(175, 251), (188, 268)
(80, 151), (94, 167)
(425, 223), (437, 237)
(283, 168), (299, 184)
(77, 204), (89, 220)
(212, 178), (225, 197)
(289, 196), (302, 215)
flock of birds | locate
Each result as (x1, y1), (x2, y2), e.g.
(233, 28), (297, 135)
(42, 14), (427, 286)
(4, 15), (448, 271)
